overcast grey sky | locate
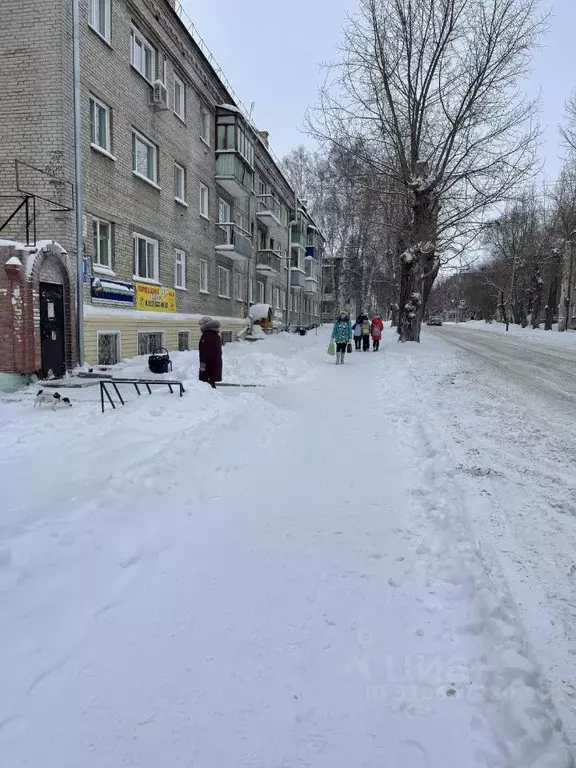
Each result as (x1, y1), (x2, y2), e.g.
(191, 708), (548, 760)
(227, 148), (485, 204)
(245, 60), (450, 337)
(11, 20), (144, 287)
(182, 0), (576, 180)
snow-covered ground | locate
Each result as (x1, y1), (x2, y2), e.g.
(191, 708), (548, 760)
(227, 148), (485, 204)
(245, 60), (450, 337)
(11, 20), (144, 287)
(1, 330), (574, 767)
(447, 320), (576, 350)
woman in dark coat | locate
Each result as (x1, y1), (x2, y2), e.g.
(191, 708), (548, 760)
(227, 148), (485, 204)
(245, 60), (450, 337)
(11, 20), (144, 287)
(198, 316), (223, 388)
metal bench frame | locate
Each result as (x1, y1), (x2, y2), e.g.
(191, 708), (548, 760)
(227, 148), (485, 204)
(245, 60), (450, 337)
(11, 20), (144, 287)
(100, 378), (185, 413)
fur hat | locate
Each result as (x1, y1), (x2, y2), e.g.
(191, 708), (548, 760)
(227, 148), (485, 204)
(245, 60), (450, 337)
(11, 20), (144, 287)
(200, 316), (221, 332)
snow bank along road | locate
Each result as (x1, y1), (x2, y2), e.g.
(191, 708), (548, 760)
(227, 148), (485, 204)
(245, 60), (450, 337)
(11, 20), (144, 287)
(0, 332), (574, 767)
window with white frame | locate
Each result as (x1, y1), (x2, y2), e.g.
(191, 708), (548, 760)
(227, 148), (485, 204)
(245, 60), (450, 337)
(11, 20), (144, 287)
(249, 278), (255, 303)
(89, 96), (111, 153)
(178, 331), (190, 351)
(282, 290), (287, 310)
(89, 0), (110, 41)
(133, 232), (159, 282)
(275, 287), (281, 308)
(200, 106), (211, 145)
(218, 197), (231, 224)
(175, 248), (186, 289)
(132, 131), (158, 184)
(98, 332), (120, 365)
(257, 281), (265, 304)
(234, 272), (243, 301)
(137, 331), (164, 356)
(174, 162), (186, 204)
(174, 74), (185, 120)
(199, 183), (209, 218)
(131, 26), (155, 83)
(92, 217), (112, 268)
(218, 266), (231, 298)
(199, 258), (209, 293)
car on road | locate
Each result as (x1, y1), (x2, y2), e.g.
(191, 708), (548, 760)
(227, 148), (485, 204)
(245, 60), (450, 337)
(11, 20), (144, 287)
(426, 315), (443, 326)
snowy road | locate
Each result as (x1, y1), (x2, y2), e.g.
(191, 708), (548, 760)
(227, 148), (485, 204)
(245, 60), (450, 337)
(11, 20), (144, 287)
(0, 333), (574, 767)
(426, 323), (576, 749)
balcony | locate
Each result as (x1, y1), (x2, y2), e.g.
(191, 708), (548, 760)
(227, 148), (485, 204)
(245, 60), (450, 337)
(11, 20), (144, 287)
(256, 250), (283, 275)
(291, 228), (306, 249)
(215, 223), (252, 262)
(305, 245), (317, 260)
(290, 268), (306, 289)
(304, 277), (319, 295)
(215, 153), (253, 197)
(257, 195), (284, 229)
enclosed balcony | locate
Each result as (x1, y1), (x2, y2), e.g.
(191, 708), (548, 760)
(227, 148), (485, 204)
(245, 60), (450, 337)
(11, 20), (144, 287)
(257, 194), (284, 229)
(290, 269), (306, 289)
(215, 223), (252, 262)
(304, 277), (319, 294)
(256, 250), (283, 275)
(305, 246), (317, 260)
(215, 104), (255, 197)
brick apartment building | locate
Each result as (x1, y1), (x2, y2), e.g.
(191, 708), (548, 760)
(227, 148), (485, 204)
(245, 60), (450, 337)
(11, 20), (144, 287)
(0, 0), (323, 389)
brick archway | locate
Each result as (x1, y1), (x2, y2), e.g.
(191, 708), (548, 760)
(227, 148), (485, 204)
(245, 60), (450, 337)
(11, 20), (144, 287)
(26, 244), (75, 376)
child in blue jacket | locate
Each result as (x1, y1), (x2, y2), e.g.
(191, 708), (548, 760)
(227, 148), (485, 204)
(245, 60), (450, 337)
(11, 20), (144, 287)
(331, 312), (352, 364)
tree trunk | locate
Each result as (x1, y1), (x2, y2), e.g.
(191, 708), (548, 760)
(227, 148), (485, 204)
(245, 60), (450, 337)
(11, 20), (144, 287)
(531, 268), (543, 329)
(397, 192), (438, 343)
(544, 250), (561, 330)
(558, 242), (573, 332)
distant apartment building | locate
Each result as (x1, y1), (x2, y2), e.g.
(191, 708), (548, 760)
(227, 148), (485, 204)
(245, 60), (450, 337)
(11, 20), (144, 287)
(0, 0), (323, 388)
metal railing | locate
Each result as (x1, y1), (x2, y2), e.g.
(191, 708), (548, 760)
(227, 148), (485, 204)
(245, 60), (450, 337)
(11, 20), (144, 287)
(215, 153), (253, 190)
(215, 223), (252, 257)
(256, 250), (283, 273)
(257, 194), (283, 223)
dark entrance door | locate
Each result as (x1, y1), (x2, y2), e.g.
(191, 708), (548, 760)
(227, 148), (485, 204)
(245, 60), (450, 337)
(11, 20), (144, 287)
(39, 282), (66, 379)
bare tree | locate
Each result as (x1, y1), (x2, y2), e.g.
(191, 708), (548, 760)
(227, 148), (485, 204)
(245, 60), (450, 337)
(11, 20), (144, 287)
(310, 0), (545, 341)
(560, 91), (576, 156)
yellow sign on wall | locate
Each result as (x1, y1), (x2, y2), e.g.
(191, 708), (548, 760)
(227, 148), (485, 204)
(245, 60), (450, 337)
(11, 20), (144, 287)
(135, 283), (176, 313)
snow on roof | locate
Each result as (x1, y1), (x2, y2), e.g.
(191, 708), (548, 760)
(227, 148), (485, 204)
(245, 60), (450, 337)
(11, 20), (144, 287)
(6, 256), (23, 267)
(248, 303), (272, 321)
(219, 103), (241, 113)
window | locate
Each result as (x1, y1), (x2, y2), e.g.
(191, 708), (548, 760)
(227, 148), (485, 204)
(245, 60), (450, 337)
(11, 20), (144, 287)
(200, 107), (211, 145)
(132, 131), (158, 184)
(89, 96), (111, 153)
(137, 331), (164, 356)
(178, 331), (190, 351)
(175, 249), (186, 289)
(221, 330), (233, 344)
(257, 281), (265, 303)
(235, 272), (243, 301)
(89, 0), (110, 41)
(174, 163), (186, 204)
(174, 74), (185, 120)
(200, 183), (209, 218)
(92, 218), (112, 268)
(219, 197), (231, 224)
(199, 259), (209, 293)
(282, 290), (287, 311)
(133, 233), (159, 282)
(218, 266), (231, 298)
(249, 278), (255, 303)
(98, 332), (120, 365)
(131, 27), (155, 82)
(275, 287), (281, 309)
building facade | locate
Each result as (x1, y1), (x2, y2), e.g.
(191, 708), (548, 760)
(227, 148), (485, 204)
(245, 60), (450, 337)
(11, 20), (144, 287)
(0, 0), (322, 387)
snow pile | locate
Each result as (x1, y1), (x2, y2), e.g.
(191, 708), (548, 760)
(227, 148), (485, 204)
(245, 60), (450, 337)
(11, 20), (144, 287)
(100, 334), (315, 387)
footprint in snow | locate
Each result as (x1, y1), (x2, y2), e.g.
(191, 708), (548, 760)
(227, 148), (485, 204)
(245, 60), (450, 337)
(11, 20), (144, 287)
(388, 577), (401, 588)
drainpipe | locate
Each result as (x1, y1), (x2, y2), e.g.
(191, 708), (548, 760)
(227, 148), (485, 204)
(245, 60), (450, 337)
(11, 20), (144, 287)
(73, 0), (85, 366)
(285, 220), (292, 329)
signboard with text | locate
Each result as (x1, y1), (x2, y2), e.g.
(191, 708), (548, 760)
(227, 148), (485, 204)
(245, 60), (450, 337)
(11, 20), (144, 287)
(135, 283), (176, 312)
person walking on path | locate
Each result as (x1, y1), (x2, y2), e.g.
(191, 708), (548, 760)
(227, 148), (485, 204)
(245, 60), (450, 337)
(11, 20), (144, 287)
(370, 315), (384, 351)
(331, 311), (352, 365)
(361, 315), (371, 351)
(198, 316), (223, 389)
(353, 317), (363, 350)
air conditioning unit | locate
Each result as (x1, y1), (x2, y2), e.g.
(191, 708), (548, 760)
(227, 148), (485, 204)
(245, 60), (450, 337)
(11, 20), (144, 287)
(152, 80), (168, 110)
